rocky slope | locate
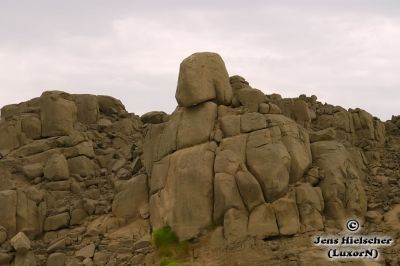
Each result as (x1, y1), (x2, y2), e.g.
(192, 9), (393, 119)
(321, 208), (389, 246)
(0, 52), (399, 266)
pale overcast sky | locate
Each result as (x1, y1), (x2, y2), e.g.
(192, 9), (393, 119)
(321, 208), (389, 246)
(0, 0), (399, 120)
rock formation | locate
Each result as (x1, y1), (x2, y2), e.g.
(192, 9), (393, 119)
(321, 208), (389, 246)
(0, 52), (399, 265)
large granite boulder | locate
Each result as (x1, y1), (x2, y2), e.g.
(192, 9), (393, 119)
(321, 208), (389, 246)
(176, 52), (232, 107)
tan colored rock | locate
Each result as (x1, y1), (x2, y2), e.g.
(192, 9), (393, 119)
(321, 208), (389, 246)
(70, 208), (88, 226)
(97, 95), (126, 115)
(16, 190), (41, 239)
(141, 111), (167, 124)
(0, 190), (17, 237)
(177, 101), (217, 149)
(259, 103), (270, 114)
(229, 75), (249, 91)
(44, 212), (70, 231)
(219, 115), (240, 137)
(22, 163), (43, 179)
(0, 120), (22, 155)
(43, 153), (69, 181)
(311, 141), (367, 222)
(0, 168), (15, 191)
(213, 173), (245, 224)
(13, 251), (37, 266)
(11, 231), (31, 253)
(309, 128), (336, 143)
(223, 208), (248, 242)
(295, 183), (324, 232)
(365, 211), (382, 224)
(268, 103), (281, 114)
(47, 253), (66, 266)
(21, 115), (42, 139)
(220, 134), (247, 164)
(74, 94), (99, 124)
(384, 205), (400, 231)
(266, 114), (312, 183)
(214, 149), (240, 175)
(44, 180), (70, 191)
(176, 52), (232, 107)
(246, 129), (291, 202)
(236, 87), (265, 107)
(240, 112), (266, 133)
(248, 203), (279, 239)
(112, 174), (148, 219)
(40, 91), (77, 137)
(150, 156), (170, 195)
(0, 252), (12, 265)
(278, 98), (311, 128)
(150, 143), (215, 240)
(75, 243), (96, 259)
(67, 156), (95, 177)
(235, 170), (265, 212)
(0, 226), (7, 245)
(272, 197), (300, 235)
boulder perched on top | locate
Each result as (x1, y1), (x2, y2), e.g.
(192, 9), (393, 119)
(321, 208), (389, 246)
(176, 52), (232, 107)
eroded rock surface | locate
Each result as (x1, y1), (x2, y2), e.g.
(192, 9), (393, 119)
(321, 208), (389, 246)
(0, 52), (399, 265)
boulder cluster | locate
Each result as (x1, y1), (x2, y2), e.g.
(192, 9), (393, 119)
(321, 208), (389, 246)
(144, 52), (385, 242)
(0, 52), (399, 265)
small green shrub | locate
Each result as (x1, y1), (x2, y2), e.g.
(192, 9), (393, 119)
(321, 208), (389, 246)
(160, 257), (182, 266)
(152, 226), (179, 250)
(152, 226), (188, 264)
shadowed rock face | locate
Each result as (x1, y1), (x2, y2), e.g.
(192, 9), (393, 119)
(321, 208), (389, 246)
(0, 52), (399, 265)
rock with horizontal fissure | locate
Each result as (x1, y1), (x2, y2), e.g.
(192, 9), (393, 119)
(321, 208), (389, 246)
(176, 52), (232, 107)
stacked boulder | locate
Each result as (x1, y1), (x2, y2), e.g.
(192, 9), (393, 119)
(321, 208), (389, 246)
(143, 52), (367, 241)
(0, 91), (144, 265)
